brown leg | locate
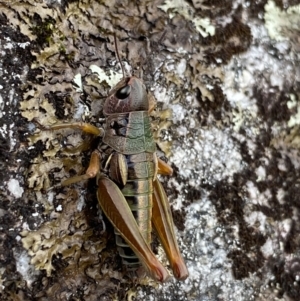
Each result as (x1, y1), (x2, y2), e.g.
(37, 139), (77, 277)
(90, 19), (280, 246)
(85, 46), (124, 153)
(50, 150), (100, 189)
(157, 157), (173, 176)
(97, 176), (170, 282)
(37, 120), (104, 137)
(152, 179), (189, 280)
(148, 93), (156, 113)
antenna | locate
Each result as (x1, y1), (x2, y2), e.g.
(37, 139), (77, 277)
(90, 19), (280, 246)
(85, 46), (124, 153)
(113, 33), (126, 78)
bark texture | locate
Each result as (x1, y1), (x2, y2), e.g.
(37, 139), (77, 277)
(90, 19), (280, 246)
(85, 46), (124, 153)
(1, 0), (300, 300)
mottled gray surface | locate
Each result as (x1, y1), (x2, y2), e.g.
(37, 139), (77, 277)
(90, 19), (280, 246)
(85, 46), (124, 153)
(1, 0), (300, 300)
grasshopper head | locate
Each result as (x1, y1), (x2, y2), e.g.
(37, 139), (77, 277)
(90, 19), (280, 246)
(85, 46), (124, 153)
(103, 76), (148, 115)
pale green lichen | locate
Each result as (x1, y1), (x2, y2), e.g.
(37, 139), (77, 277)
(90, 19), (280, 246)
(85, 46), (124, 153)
(0, 0), (57, 40)
(271, 93), (300, 149)
(158, 0), (215, 37)
(287, 94), (297, 110)
(288, 95), (300, 128)
(192, 18), (216, 38)
(21, 190), (107, 277)
(189, 56), (224, 101)
(89, 65), (123, 87)
(264, 0), (300, 41)
(20, 97), (58, 123)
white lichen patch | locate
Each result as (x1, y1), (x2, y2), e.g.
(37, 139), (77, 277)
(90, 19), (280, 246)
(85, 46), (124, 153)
(265, 0), (300, 42)
(255, 166), (266, 182)
(73, 73), (83, 92)
(146, 197), (256, 300)
(223, 54), (258, 127)
(7, 178), (24, 198)
(176, 58), (187, 79)
(0, 267), (5, 290)
(277, 218), (292, 240)
(89, 64), (124, 88)
(244, 211), (268, 234)
(223, 39), (296, 136)
(169, 103), (187, 123)
(192, 18), (216, 38)
(245, 181), (272, 207)
(171, 126), (244, 184)
(261, 237), (275, 258)
(287, 96), (300, 128)
(14, 249), (40, 287)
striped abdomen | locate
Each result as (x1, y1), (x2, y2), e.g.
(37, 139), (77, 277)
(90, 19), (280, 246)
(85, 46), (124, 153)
(113, 152), (156, 267)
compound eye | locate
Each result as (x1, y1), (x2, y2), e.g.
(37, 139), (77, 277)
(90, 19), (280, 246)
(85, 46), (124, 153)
(116, 85), (131, 99)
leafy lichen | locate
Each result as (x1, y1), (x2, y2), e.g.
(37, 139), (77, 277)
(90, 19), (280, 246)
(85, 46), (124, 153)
(21, 189), (107, 278)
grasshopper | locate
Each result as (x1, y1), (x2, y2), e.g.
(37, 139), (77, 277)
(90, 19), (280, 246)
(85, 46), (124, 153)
(40, 35), (188, 282)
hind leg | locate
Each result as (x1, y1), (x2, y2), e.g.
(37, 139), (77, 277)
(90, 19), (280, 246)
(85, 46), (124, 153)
(97, 176), (170, 283)
(152, 159), (188, 280)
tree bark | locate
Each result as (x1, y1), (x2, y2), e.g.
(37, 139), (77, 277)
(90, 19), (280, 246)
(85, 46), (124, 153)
(1, 0), (300, 300)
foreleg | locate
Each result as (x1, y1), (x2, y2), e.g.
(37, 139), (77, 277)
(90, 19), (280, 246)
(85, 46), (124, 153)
(35, 119), (104, 136)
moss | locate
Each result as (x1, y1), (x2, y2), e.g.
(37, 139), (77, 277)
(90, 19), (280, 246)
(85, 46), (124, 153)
(254, 86), (291, 124)
(203, 18), (252, 64)
(228, 249), (264, 279)
(30, 15), (56, 47)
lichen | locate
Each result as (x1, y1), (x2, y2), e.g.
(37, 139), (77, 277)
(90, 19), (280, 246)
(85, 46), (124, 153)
(4, 0), (298, 300)
(265, 0), (300, 42)
(8, 1), (179, 297)
(158, 0), (215, 37)
(21, 189), (107, 277)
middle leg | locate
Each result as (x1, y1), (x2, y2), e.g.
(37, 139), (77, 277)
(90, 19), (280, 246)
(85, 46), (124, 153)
(50, 150), (101, 190)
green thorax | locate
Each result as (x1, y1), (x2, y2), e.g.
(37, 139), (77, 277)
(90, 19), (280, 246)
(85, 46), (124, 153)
(103, 111), (156, 155)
